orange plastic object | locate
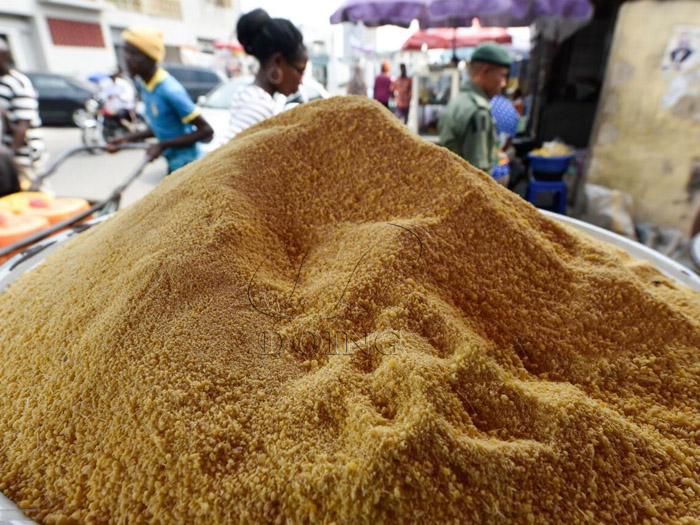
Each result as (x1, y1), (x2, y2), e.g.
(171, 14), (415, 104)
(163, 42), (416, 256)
(0, 192), (51, 214)
(24, 197), (90, 225)
(0, 210), (50, 248)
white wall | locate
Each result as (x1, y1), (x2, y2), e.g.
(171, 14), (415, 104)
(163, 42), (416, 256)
(182, 0), (239, 44)
(0, 0), (34, 17)
(104, 8), (194, 47)
(0, 0), (242, 78)
(104, 0), (239, 49)
(0, 13), (45, 70)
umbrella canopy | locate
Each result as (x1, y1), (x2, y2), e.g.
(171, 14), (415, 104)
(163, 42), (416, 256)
(428, 0), (593, 27)
(330, 0), (428, 28)
(213, 39), (244, 52)
(330, 0), (593, 28)
(401, 19), (512, 51)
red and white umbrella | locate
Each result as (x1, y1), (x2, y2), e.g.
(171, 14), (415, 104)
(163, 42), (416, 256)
(213, 39), (244, 52)
(401, 18), (512, 51)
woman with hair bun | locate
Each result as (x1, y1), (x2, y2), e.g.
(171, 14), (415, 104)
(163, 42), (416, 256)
(220, 8), (307, 145)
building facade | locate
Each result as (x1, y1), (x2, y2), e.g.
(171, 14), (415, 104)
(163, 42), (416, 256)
(0, 0), (240, 77)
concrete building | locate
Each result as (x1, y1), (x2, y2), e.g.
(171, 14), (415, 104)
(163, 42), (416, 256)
(588, 0), (700, 231)
(0, 0), (241, 77)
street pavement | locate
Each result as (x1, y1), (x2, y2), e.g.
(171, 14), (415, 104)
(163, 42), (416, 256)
(40, 126), (168, 209)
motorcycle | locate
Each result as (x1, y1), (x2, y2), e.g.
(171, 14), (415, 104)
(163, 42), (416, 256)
(72, 96), (147, 153)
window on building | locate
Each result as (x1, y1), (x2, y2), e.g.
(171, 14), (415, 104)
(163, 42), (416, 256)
(164, 46), (182, 63)
(198, 38), (215, 54)
(147, 0), (182, 18)
(104, 0), (144, 11)
(206, 0), (232, 7)
(47, 18), (105, 48)
(105, 0), (181, 18)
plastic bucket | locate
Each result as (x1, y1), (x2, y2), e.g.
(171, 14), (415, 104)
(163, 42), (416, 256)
(527, 153), (574, 173)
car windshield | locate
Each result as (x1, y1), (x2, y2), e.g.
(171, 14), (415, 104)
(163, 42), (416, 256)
(201, 79), (323, 109)
(71, 78), (98, 93)
(305, 85), (323, 100)
(201, 79), (253, 109)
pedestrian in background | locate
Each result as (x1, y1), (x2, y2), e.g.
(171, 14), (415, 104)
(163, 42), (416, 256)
(0, 37), (43, 193)
(438, 42), (511, 174)
(0, 104), (19, 197)
(218, 8), (307, 146)
(391, 63), (412, 124)
(98, 67), (137, 127)
(107, 27), (213, 174)
(373, 61), (392, 109)
(512, 88), (524, 115)
(347, 64), (367, 96)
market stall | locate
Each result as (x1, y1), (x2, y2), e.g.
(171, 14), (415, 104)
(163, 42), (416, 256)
(400, 19), (513, 141)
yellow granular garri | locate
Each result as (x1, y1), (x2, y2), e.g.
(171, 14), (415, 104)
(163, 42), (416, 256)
(1, 97), (700, 524)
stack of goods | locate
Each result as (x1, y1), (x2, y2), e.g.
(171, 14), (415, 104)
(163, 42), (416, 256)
(529, 141), (573, 158)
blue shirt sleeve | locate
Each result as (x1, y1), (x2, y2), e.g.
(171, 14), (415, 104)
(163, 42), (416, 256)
(162, 78), (200, 123)
(491, 96), (519, 138)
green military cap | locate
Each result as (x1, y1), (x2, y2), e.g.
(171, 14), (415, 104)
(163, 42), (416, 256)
(470, 42), (512, 67)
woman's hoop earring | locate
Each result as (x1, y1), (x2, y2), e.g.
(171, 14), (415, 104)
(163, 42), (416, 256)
(267, 66), (283, 85)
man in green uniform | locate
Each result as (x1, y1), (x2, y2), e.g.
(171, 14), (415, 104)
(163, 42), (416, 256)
(438, 42), (512, 174)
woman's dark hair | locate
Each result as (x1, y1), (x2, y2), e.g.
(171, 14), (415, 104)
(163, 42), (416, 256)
(237, 9), (305, 64)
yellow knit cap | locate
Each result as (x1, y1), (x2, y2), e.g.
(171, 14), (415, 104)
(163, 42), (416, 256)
(121, 27), (165, 62)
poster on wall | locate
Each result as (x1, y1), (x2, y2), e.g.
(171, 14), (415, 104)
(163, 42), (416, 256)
(661, 26), (700, 120)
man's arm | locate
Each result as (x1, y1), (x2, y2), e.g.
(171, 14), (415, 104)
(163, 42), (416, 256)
(463, 108), (492, 172)
(439, 97), (475, 158)
(7, 72), (40, 154)
(146, 115), (213, 159)
(9, 120), (29, 153)
(157, 115), (212, 151)
(106, 128), (155, 153)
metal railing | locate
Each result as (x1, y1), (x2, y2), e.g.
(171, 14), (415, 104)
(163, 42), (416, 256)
(0, 144), (151, 259)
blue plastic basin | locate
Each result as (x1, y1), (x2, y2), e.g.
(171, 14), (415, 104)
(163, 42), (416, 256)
(527, 153), (574, 173)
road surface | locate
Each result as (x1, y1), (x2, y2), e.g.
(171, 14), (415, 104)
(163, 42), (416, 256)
(40, 126), (168, 208)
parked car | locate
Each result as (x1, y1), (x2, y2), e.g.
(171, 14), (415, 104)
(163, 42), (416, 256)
(24, 72), (97, 126)
(198, 76), (330, 152)
(162, 63), (225, 102)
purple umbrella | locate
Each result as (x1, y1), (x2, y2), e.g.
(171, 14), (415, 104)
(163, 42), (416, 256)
(428, 0), (593, 27)
(330, 0), (593, 28)
(426, 0), (523, 28)
(329, 0), (429, 28)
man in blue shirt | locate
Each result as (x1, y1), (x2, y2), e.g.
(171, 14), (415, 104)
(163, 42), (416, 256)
(107, 27), (213, 173)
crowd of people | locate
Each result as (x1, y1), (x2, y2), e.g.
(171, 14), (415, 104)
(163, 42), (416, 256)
(0, 8), (306, 190)
(351, 41), (521, 183)
(0, 7), (519, 198)
(347, 60), (413, 125)
(439, 42), (513, 176)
